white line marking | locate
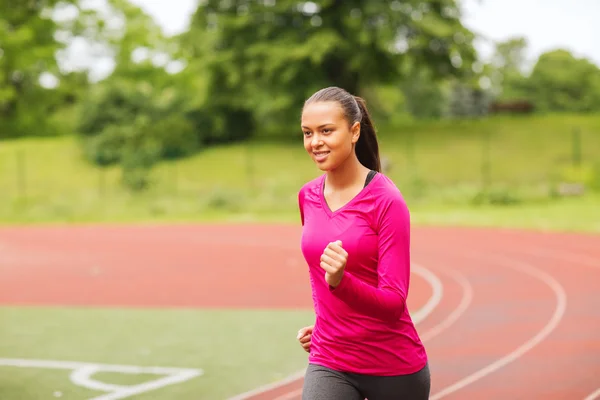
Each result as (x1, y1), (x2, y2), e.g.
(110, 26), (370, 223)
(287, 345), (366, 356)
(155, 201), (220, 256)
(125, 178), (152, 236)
(583, 387), (600, 400)
(70, 366), (123, 392)
(273, 388), (302, 400)
(430, 255), (568, 400)
(226, 370), (307, 400)
(271, 268), (473, 400)
(0, 358), (203, 400)
(410, 264), (444, 325)
(419, 269), (473, 343)
(227, 263), (444, 400)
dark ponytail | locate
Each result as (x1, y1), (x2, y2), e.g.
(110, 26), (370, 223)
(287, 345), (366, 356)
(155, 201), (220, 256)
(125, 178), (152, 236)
(353, 95), (381, 173)
(304, 86), (381, 172)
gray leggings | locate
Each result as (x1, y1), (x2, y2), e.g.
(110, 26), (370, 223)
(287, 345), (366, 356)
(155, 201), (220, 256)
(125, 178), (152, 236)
(302, 362), (430, 400)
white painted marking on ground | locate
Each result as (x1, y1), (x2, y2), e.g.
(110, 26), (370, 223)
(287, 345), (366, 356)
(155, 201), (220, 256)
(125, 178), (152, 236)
(410, 264), (444, 325)
(583, 387), (600, 400)
(270, 268), (473, 400)
(273, 388), (302, 400)
(226, 370), (307, 400)
(227, 263), (444, 400)
(419, 269), (473, 342)
(0, 358), (203, 400)
(70, 366), (123, 392)
(430, 255), (568, 400)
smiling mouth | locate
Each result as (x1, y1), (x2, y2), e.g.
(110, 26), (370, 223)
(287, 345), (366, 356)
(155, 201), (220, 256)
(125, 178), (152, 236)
(313, 151), (330, 162)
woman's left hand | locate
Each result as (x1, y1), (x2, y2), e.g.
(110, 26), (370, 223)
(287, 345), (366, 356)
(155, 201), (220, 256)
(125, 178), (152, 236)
(320, 240), (348, 288)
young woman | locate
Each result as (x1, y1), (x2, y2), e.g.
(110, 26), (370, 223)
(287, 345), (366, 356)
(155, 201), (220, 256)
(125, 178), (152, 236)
(296, 86), (430, 399)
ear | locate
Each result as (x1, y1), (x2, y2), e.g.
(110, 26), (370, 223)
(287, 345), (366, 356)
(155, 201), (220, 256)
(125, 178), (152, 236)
(350, 121), (360, 143)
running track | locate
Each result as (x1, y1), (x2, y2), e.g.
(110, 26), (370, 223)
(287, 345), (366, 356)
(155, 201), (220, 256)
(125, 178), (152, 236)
(0, 224), (598, 399)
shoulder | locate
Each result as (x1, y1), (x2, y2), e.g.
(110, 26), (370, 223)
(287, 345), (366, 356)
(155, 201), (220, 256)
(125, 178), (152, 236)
(370, 173), (406, 204)
(298, 174), (324, 200)
(368, 173), (409, 219)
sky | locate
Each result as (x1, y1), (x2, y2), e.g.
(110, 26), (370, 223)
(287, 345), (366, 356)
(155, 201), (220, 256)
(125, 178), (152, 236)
(59, 0), (600, 82)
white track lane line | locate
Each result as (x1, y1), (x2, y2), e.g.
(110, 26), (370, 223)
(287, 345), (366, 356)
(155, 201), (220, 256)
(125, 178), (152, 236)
(430, 254), (567, 400)
(271, 268), (474, 400)
(227, 263), (444, 400)
(419, 269), (473, 343)
(583, 388), (600, 400)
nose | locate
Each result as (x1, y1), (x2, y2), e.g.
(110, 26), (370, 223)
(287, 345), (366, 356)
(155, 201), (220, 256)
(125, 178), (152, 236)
(311, 135), (323, 148)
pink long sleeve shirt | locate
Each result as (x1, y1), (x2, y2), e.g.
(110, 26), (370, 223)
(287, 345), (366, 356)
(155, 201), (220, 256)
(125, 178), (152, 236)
(298, 173), (428, 376)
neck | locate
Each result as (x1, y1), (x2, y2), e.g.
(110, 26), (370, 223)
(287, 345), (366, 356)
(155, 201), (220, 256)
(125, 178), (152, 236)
(325, 154), (368, 190)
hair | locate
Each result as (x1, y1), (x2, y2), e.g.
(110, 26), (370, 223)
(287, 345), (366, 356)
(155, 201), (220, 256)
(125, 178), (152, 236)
(303, 86), (381, 172)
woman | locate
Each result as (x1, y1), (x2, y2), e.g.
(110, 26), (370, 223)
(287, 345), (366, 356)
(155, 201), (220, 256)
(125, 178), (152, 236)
(296, 86), (430, 399)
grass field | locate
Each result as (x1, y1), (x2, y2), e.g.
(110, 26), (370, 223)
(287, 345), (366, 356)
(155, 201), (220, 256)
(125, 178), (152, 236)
(0, 307), (315, 399)
(0, 114), (599, 399)
(1, 114), (599, 231)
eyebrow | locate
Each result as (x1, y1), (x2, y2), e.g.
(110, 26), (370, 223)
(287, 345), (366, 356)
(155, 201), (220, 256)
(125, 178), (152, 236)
(301, 123), (335, 129)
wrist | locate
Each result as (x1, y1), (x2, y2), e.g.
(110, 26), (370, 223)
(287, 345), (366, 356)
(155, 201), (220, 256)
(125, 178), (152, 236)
(328, 274), (344, 290)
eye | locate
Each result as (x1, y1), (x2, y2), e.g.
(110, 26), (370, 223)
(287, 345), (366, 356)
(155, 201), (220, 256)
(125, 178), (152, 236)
(303, 131), (312, 137)
(322, 128), (332, 134)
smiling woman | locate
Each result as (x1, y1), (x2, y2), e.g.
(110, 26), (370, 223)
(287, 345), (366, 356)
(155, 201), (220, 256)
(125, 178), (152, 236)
(296, 87), (431, 400)
(301, 87), (380, 175)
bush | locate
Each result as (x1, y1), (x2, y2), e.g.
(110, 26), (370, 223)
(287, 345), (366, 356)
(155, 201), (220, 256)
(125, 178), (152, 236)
(76, 77), (204, 191)
(81, 126), (126, 166)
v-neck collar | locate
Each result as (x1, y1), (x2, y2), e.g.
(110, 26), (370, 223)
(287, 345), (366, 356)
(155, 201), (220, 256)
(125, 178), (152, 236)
(319, 172), (380, 217)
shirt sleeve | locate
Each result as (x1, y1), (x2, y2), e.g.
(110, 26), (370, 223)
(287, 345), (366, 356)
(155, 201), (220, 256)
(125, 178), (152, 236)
(298, 189), (305, 226)
(299, 188), (319, 317)
(330, 193), (410, 322)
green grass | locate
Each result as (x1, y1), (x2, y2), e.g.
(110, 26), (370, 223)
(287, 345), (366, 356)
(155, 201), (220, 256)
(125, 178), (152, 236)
(411, 193), (600, 232)
(0, 367), (98, 399)
(0, 113), (599, 232)
(1, 114), (599, 399)
(0, 307), (315, 399)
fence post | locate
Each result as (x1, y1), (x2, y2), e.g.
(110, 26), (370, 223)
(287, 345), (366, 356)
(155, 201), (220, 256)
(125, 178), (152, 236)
(405, 129), (420, 197)
(99, 167), (106, 198)
(481, 129), (491, 194)
(17, 149), (26, 199)
(172, 161), (178, 194)
(246, 140), (255, 192)
(406, 129), (415, 173)
(572, 127), (582, 166)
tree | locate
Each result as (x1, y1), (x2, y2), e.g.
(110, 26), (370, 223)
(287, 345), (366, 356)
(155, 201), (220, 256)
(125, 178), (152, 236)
(182, 0), (477, 139)
(70, 0), (199, 191)
(486, 36), (529, 99)
(0, 0), (81, 138)
(527, 50), (600, 113)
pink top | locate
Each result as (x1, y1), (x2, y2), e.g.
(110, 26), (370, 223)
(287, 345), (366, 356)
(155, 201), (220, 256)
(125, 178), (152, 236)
(298, 172), (428, 376)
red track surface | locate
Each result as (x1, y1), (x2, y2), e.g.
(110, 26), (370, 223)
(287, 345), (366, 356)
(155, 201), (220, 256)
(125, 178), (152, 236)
(0, 224), (599, 399)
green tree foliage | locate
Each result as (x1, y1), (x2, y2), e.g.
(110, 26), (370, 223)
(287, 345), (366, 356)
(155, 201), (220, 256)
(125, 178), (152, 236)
(77, 74), (198, 189)
(0, 0), (78, 138)
(488, 36), (530, 100)
(4, 0), (600, 194)
(527, 50), (600, 113)
(485, 38), (600, 113)
(183, 0), (477, 139)
(401, 68), (447, 119)
(71, 0), (203, 190)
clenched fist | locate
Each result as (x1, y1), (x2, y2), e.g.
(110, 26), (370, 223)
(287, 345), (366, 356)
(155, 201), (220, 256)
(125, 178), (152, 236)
(319, 240), (348, 288)
(297, 325), (313, 353)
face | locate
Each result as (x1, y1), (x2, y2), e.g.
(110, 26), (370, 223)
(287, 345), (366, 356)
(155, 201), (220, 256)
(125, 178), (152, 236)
(301, 101), (360, 171)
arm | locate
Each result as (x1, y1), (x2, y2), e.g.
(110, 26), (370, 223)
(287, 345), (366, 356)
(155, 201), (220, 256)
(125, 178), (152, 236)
(298, 190), (305, 226)
(299, 189), (319, 317)
(330, 195), (411, 322)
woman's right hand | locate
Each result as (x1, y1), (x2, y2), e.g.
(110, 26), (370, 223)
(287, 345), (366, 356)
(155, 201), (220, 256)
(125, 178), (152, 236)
(297, 325), (314, 353)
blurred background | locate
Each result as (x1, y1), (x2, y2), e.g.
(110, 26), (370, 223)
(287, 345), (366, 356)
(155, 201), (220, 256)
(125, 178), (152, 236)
(1, 1), (600, 399)
(0, 0), (598, 230)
